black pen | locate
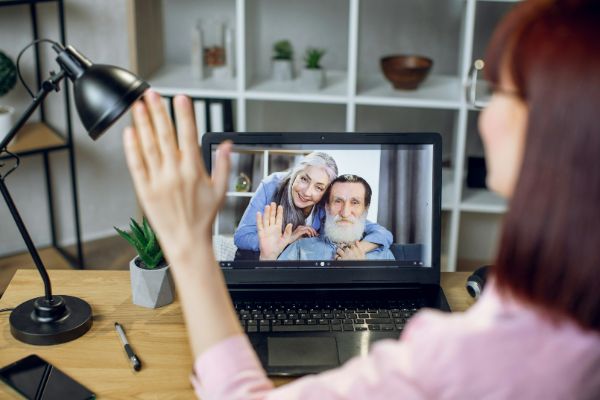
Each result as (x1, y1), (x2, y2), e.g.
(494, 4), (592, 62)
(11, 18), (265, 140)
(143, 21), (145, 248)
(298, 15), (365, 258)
(115, 322), (142, 371)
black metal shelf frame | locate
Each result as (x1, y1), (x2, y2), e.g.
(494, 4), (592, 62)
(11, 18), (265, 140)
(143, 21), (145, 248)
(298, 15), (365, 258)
(1, 0), (84, 268)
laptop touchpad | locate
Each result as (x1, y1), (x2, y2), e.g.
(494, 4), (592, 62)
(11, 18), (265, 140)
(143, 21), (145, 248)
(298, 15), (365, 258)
(267, 337), (340, 367)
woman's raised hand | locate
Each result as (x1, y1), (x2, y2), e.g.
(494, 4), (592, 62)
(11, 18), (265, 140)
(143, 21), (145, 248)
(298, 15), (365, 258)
(123, 90), (231, 262)
(256, 202), (293, 260)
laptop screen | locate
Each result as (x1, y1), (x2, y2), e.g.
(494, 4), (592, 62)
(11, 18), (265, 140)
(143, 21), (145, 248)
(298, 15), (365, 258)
(210, 140), (436, 270)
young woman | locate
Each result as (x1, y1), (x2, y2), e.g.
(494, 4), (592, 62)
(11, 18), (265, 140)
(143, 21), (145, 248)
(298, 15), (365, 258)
(123, 0), (600, 397)
(233, 152), (393, 257)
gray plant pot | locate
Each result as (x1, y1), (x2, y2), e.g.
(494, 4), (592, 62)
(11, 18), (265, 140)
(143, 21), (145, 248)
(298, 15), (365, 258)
(300, 68), (326, 90)
(272, 59), (294, 81)
(129, 257), (175, 308)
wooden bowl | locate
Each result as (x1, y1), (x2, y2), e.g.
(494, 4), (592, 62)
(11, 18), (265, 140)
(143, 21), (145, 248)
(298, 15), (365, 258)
(380, 55), (433, 90)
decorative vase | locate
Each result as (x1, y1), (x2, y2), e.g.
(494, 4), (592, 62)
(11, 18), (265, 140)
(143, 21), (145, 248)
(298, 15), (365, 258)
(272, 59), (294, 81)
(129, 257), (175, 308)
(300, 68), (326, 90)
(0, 105), (15, 144)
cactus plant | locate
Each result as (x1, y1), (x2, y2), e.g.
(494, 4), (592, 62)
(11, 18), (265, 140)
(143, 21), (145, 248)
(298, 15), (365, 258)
(115, 217), (166, 269)
(0, 51), (17, 97)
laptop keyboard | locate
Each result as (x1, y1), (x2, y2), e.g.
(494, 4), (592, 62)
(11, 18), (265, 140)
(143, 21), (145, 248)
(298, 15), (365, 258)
(235, 299), (423, 333)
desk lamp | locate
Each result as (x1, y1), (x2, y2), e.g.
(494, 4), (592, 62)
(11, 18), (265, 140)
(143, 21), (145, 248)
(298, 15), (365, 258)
(0, 40), (149, 345)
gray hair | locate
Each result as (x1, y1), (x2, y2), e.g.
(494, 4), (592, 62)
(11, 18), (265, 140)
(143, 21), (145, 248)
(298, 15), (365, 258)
(273, 152), (338, 231)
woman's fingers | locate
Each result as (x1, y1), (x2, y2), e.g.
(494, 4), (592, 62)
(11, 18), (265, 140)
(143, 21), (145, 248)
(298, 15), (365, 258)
(131, 100), (161, 175)
(275, 205), (284, 228)
(123, 127), (148, 192)
(263, 204), (271, 228)
(212, 141), (232, 199)
(283, 223), (293, 242)
(173, 95), (203, 169)
(144, 90), (178, 164)
(269, 202), (277, 226)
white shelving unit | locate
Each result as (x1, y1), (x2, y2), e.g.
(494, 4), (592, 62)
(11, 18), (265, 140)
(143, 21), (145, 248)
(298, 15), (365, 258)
(127, 0), (519, 271)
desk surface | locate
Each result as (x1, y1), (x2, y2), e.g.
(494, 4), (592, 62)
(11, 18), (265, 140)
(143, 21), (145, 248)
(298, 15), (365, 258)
(0, 270), (473, 399)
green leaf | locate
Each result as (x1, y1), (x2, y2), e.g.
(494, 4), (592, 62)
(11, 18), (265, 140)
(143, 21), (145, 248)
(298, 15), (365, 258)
(130, 218), (145, 242)
(142, 217), (151, 239)
(115, 216), (164, 266)
(143, 217), (158, 249)
(304, 48), (325, 69)
(115, 226), (143, 254)
(273, 40), (293, 60)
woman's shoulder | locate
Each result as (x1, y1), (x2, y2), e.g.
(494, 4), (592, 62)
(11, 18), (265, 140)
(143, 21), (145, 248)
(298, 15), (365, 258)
(395, 282), (600, 398)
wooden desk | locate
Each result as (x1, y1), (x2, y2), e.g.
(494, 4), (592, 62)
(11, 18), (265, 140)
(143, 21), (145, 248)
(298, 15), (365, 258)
(0, 270), (473, 399)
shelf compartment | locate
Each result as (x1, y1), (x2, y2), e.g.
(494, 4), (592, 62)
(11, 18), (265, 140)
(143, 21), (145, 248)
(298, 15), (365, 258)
(244, 0), (350, 91)
(355, 105), (457, 164)
(357, 0), (464, 83)
(5, 122), (66, 156)
(460, 187), (507, 213)
(457, 212), (503, 268)
(472, 1), (517, 62)
(148, 64), (238, 98)
(246, 101), (346, 132)
(245, 71), (348, 104)
(356, 75), (462, 110)
(216, 196), (251, 236)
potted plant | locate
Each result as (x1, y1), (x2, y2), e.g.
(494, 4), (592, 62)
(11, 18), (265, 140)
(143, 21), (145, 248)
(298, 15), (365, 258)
(301, 48), (326, 90)
(0, 50), (17, 144)
(115, 217), (175, 308)
(272, 39), (294, 81)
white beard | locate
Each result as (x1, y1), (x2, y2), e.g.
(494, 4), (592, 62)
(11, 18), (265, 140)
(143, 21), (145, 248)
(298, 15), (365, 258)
(324, 211), (367, 245)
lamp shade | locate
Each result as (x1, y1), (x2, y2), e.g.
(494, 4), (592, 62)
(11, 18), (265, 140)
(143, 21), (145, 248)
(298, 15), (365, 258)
(53, 44), (149, 140)
(74, 64), (149, 140)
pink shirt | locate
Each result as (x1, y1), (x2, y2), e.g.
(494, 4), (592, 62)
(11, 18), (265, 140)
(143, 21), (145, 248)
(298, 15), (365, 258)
(192, 283), (600, 399)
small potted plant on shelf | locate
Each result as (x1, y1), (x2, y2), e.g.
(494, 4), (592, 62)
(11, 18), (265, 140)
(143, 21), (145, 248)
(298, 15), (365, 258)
(0, 50), (17, 144)
(301, 48), (326, 90)
(115, 217), (175, 309)
(272, 39), (294, 81)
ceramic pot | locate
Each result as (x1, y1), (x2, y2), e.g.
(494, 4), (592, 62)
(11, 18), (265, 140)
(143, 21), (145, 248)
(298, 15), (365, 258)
(272, 59), (294, 81)
(300, 68), (326, 90)
(129, 257), (175, 308)
(0, 105), (15, 144)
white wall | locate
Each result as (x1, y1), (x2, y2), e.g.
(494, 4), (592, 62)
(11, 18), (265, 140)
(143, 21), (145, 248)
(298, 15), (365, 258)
(0, 0), (138, 257)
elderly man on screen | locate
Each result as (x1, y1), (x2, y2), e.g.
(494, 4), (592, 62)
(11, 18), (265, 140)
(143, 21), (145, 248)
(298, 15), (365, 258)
(258, 174), (395, 261)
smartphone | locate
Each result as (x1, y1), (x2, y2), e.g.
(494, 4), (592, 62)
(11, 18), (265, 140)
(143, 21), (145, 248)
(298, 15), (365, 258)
(0, 354), (95, 400)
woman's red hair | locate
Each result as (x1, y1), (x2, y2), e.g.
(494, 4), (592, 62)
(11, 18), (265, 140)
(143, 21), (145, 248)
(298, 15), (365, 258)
(486, 0), (600, 330)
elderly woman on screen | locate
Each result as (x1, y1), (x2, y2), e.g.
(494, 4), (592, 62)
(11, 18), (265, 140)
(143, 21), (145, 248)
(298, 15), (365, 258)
(233, 151), (393, 257)
(123, 0), (600, 398)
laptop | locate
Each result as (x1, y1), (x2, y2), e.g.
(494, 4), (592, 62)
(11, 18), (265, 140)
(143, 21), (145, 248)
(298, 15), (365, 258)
(203, 132), (450, 376)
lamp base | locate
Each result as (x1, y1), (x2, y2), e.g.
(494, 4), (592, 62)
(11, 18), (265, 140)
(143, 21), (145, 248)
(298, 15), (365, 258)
(9, 295), (93, 345)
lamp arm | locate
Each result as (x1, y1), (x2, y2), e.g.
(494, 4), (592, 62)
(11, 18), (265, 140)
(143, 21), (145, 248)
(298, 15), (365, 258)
(0, 70), (67, 301)
(0, 180), (53, 300)
(0, 71), (65, 151)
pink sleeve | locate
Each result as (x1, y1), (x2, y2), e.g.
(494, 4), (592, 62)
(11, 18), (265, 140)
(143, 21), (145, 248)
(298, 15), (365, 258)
(192, 334), (274, 399)
(192, 321), (434, 400)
